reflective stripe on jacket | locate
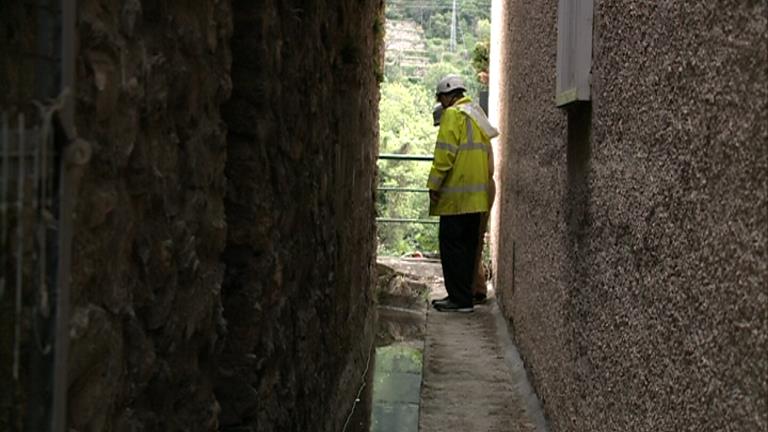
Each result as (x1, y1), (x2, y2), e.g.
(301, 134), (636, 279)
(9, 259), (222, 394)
(427, 97), (492, 216)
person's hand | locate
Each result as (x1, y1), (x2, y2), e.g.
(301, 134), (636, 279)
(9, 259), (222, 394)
(429, 190), (440, 203)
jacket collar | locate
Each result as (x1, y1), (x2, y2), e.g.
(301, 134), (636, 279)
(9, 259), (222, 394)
(452, 95), (472, 107)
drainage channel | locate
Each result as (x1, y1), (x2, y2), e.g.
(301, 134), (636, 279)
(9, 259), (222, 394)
(370, 258), (440, 432)
(371, 341), (423, 431)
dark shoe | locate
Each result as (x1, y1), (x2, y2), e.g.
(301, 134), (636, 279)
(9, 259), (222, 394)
(431, 295), (450, 305)
(473, 294), (487, 305)
(434, 300), (473, 313)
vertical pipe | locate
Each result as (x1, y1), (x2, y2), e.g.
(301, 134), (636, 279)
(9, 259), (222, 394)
(35, 103), (55, 321)
(36, 0), (55, 101)
(51, 148), (74, 432)
(34, 126), (49, 321)
(33, 128), (40, 214)
(40, 120), (50, 318)
(60, 0), (75, 136)
(13, 114), (25, 382)
(1, 113), (9, 301)
(51, 0), (76, 429)
(39, 106), (48, 213)
(31, 124), (47, 324)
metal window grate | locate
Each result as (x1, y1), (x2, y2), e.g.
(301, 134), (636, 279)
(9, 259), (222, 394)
(1, 1), (79, 430)
(556, 0), (594, 107)
(1, 106), (61, 431)
(1, 112), (58, 300)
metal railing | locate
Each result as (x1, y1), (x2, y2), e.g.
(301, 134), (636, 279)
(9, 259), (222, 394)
(376, 153), (438, 225)
(1, 1), (83, 431)
(1, 105), (60, 432)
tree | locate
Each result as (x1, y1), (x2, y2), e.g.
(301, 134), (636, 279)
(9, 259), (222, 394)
(471, 40), (489, 81)
(475, 18), (491, 41)
(428, 12), (451, 39)
(471, 19), (490, 86)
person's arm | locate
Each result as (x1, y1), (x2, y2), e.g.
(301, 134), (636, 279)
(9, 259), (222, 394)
(487, 141), (496, 208)
(426, 109), (461, 200)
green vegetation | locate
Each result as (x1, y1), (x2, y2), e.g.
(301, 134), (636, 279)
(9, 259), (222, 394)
(377, 81), (438, 256)
(385, 0), (491, 41)
(471, 19), (490, 82)
(377, 0), (491, 256)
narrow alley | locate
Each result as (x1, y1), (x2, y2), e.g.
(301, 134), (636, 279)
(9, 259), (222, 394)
(1, 1), (766, 432)
(372, 258), (547, 432)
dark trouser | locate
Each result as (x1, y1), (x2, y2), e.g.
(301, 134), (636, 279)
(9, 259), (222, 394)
(439, 213), (482, 307)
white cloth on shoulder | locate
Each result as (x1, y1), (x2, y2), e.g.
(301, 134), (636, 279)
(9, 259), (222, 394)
(456, 103), (500, 139)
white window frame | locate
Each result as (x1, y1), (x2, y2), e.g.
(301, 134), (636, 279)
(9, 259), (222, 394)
(556, 0), (594, 107)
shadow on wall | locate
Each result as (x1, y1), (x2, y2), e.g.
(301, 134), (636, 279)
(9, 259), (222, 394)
(564, 102), (592, 367)
(566, 103), (592, 240)
(566, 102), (592, 263)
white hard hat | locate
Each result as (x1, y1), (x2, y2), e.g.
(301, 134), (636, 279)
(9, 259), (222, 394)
(432, 103), (444, 126)
(436, 74), (466, 95)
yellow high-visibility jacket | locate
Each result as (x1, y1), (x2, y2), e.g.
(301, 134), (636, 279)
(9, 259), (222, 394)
(427, 96), (493, 216)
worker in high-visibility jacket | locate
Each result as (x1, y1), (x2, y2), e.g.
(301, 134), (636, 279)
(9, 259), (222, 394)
(427, 74), (498, 313)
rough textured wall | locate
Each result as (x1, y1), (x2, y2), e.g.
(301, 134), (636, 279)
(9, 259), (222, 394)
(493, 0), (571, 425)
(494, 1), (767, 431)
(217, 1), (382, 431)
(69, 1), (232, 430)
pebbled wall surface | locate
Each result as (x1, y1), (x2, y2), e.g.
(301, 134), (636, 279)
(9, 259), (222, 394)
(493, 1), (767, 431)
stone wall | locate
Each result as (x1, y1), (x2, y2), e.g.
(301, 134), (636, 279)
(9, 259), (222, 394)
(493, 1), (767, 431)
(67, 1), (233, 430)
(64, 0), (382, 431)
(217, 0), (382, 430)
(217, 0), (382, 431)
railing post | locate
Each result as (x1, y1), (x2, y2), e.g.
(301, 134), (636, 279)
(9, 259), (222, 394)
(1, 113), (9, 301)
(51, 1), (78, 430)
(60, 0), (76, 137)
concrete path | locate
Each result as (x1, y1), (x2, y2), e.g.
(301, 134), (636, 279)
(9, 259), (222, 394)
(376, 257), (548, 432)
(418, 265), (549, 432)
